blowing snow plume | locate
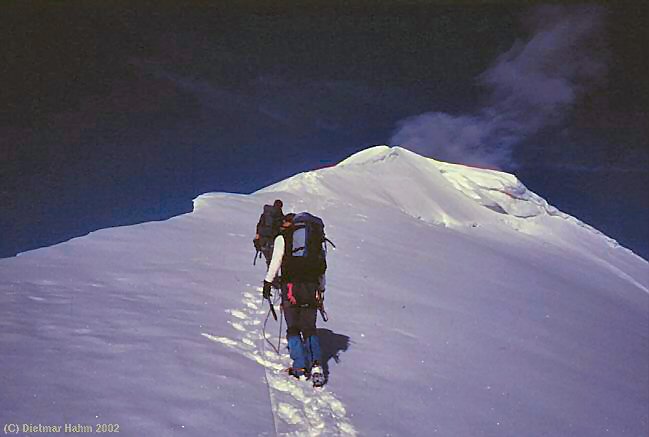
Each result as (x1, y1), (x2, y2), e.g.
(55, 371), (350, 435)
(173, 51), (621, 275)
(390, 5), (608, 169)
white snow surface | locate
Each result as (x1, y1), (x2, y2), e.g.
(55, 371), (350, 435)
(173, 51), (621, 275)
(2, 146), (648, 436)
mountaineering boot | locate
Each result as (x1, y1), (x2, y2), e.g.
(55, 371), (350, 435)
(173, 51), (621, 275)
(287, 367), (307, 381)
(287, 335), (307, 378)
(310, 360), (325, 387)
(305, 336), (325, 387)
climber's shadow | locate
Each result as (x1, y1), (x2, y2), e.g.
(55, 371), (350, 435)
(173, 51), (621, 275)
(316, 328), (351, 382)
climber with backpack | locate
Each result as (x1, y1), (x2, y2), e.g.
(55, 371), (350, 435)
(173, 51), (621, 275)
(262, 212), (333, 387)
(253, 199), (284, 267)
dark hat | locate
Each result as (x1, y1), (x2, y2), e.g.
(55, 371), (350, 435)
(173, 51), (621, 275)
(282, 213), (295, 222)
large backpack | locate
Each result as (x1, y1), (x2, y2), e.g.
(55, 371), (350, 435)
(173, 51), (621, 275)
(258, 204), (283, 240)
(282, 212), (330, 282)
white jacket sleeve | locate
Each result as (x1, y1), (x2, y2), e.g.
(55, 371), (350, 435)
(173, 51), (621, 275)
(264, 235), (285, 283)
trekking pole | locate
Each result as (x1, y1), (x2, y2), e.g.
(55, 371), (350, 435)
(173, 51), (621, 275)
(253, 250), (261, 266)
(276, 304), (283, 354)
(262, 296), (281, 354)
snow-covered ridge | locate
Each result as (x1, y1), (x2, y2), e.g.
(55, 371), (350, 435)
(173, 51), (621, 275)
(334, 145), (564, 219)
(248, 146), (625, 254)
(336, 144), (393, 166)
(3, 149), (647, 436)
(258, 145), (551, 222)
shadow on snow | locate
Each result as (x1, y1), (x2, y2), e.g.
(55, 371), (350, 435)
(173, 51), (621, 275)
(316, 328), (351, 383)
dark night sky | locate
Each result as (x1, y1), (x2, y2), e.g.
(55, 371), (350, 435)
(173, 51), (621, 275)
(1, 1), (647, 259)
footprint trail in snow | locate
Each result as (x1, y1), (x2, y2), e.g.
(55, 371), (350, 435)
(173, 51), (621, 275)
(202, 284), (357, 436)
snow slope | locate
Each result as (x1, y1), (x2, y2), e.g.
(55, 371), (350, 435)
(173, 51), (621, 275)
(1, 146), (647, 436)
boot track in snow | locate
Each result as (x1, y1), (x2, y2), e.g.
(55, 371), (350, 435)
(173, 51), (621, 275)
(202, 284), (357, 436)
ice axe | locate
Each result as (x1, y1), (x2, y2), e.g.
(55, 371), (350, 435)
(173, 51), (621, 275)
(262, 292), (277, 321)
(318, 302), (328, 322)
(268, 299), (278, 321)
(262, 282), (278, 321)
